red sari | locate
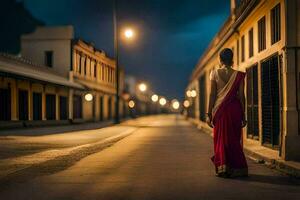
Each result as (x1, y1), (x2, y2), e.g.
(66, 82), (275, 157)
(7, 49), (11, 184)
(211, 71), (248, 177)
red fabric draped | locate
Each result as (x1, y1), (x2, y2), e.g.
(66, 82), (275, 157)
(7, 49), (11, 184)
(211, 72), (248, 176)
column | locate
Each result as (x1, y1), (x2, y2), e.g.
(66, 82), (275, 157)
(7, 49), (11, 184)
(68, 89), (74, 120)
(10, 80), (18, 120)
(55, 88), (59, 120)
(28, 82), (33, 120)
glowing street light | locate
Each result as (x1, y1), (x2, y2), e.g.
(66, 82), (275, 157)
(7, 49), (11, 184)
(138, 83), (147, 92)
(190, 90), (197, 98)
(128, 100), (135, 108)
(183, 100), (190, 108)
(151, 94), (159, 102)
(84, 93), (93, 102)
(186, 90), (192, 97)
(159, 97), (167, 106)
(172, 100), (180, 110)
(124, 28), (134, 39)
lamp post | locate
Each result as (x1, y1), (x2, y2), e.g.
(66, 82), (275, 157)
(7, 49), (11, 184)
(113, 0), (120, 124)
(113, 0), (135, 124)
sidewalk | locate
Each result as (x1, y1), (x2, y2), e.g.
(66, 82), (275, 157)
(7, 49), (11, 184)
(188, 118), (300, 178)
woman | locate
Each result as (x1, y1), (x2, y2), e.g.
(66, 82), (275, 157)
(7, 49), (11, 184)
(206, 48), (248, 178)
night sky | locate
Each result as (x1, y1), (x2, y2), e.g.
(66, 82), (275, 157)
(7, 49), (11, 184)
(22, 0), (230, 100)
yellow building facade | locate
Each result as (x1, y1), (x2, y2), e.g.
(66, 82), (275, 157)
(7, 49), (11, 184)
(0, 53), (84, 128)
(0, 26), (128, 128)
(186, 0), (300, 161)
(71, 39), (125, 121)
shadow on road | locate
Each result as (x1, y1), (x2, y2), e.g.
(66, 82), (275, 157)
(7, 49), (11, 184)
(237, 174), (300, 186)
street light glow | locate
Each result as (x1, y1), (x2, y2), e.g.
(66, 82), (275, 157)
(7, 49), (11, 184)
(186, 90), (192, 97)
(172, 100), (180, 110)
(191, 90), (197, 98)
(84, 93), (93, 102)
(128, 100), (135, 108)
(183, 100), (190, 108)
(159, 97), (167, 106)
(151, 94), (159, 102)
(139, 83), (147, 92)
(124, 28), (134, 39)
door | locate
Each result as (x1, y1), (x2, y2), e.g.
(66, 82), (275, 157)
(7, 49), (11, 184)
(33, 92), (42, 120)
(261, 55), (281, 147)
(73, 95), (82, 119)
(99, 96), (104, 121)
(59, 96), (68, 120)
(0, 88), (11, 120)
(108, 96), (112, 120)
(19, 90), (29, 120)
(46, 94), (56, 120)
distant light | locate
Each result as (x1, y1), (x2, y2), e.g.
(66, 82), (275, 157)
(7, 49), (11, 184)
(151, 94), (159, 102)
(128, 100), (135, 108)
(124, 29), (134, 39)
(183, 100), (190, 108)
(84, 93), (93, 102)
(186, 90), (192, 97)
(159, 97), (167, 106)
(191, 90), (197, 98)
(138, 83), (147, 92)
(172, 100), (180, 110)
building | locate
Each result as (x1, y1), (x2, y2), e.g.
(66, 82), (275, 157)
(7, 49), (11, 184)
(21, 26), (127, 122)
(0, 25), (130, 128)
(185, 0), (300, 161)
(0, 53), (84, 128)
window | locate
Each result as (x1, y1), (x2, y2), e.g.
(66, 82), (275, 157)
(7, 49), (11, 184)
(0, 88), (11, 120)
(46, 94), (56, 120)
(248, 28), (254, 58)
(261, 55), (281, 146)
(271, 3), (281, 44)
(45, 51), (53, 67)
(241, 35), (245, 62)
(246, 65), (259, 139)
(33, 92), (42, 120)
(258, 16), (266, 52)
(94, 62), (97, 78)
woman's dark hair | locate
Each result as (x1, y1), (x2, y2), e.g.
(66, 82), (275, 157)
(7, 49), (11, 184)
(219, 48), (233, 66)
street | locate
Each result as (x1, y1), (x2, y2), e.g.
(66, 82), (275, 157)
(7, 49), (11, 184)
(0, 115), (299, 200)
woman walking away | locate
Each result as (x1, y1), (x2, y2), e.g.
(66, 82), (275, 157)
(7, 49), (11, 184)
(206, 48), (248, 178)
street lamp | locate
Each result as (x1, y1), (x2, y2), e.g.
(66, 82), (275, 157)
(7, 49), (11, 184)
(186, 90), (192, 97)
(183, 100), (190, 108)
(84, 93), (93, 102)
(159, 97), (167, 106)
(128, 100), (135, 108)
(138, 83), (147, 92)
(172, 100), (180, 110)
(124, 28), (134, 39)
(151, 94), (159, 102)
(113, 0), (136, 124)
(191, 90), (197, 98)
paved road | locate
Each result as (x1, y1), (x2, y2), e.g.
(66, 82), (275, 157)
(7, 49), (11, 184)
(0, 115), (299, 200)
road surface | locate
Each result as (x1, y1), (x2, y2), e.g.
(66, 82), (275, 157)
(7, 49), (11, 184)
(0, 115), (299, 200)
